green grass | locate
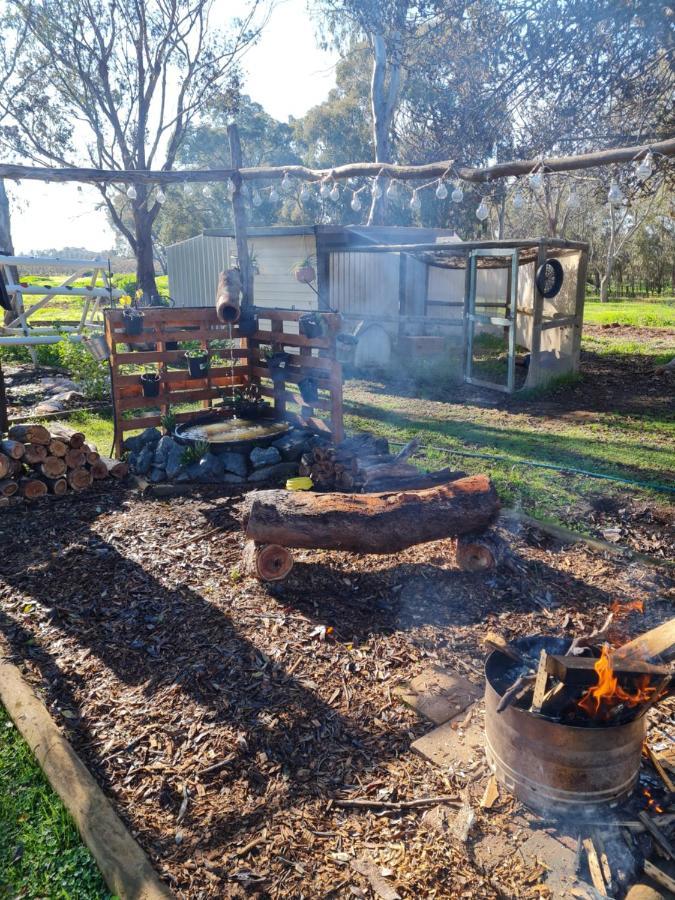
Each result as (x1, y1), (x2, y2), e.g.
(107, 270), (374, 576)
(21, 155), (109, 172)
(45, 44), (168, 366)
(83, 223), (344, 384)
(18, 275), (170, 323)
(0, 705), (112, 899)
(583, 299), (674, 328)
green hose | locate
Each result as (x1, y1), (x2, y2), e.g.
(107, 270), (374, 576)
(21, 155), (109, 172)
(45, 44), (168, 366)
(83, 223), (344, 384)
(388, 440), (675, 494)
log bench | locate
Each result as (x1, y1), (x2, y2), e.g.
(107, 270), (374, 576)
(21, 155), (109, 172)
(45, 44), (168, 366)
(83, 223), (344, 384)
(241, 475), (503, 581)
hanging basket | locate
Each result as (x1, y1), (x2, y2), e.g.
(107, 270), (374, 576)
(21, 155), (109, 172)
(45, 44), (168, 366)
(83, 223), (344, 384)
(123, 309), (144, 336)
(535, 259), (564, 299)
(186, 353), (209, 378)
(299, 312), (325, 339)
(140, 372), (160, 397)
(299, 377), (319, 404)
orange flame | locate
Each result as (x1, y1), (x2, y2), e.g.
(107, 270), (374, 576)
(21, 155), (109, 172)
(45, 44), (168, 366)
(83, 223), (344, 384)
(610, 599), (644, 618)
(643, 787), (664, 815)
(578, 644), (657, 719)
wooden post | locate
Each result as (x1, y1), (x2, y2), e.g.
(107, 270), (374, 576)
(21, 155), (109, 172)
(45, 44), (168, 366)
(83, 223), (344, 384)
(227, 123), (253, 311)
(0, 359), (8, 435)
(571, 248), (588, 370)
(527, 241), (548, 388)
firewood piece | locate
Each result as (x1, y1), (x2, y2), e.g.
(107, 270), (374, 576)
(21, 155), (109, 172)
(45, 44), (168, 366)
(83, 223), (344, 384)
(583, 837), (608, 896)
(24, 443), (48, 464)
(484, 632), (528, 665)
(83, 443), (100, 464)
(39, 456), (67, 478)
(530, 651), (549, 713)
(48, 423), (85, 448)
(638, 812), (675, 860)
(0, 452), (11, 479)
(8, 423), (50, 445)
(456, 530), (509, 572)
(545, 654), (671, 686)
(394, 435), (422, 462)
(593, 830), (613, 894)
(365, 468), (466, 493)
(0, 439), (25, 460)
(8, 458), (23, 477)
(350, 856), (401, 900)
(98, 456), (128, 479)
(38, 475), (68, 496)
(90, 459), (110, 480)
(67, 467), (93, 492)
(567, 613), (614, 656)
(0, 479), (18, 498)
(242, 541), (294, 582)
(19, 478), (48, 500)
(645, 743), (675, 793)
(334, 796), (460, 811)
(65, 448), (86, 469)
(48, 438), (68, 457)
(643, 860), (675, 895)
(244, 476), (500, 554)
(496, 673), (536, 713)
(615, 618), (675, 665)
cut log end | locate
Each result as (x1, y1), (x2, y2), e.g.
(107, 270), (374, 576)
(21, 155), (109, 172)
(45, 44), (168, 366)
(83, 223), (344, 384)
(242, 541), (294, 582)
(20, 478), (48, 500)
(455, 531), (509, 572)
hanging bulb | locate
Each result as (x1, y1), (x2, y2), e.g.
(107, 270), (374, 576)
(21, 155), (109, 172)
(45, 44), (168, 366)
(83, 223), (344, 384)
(451, 184), (463, 203)
(251, 188), (262, 208)
(202, 185), (212, 199)
(567, 188), (580, 210)
(156, 188), (166, 205)
(435, 180), (448, 200)
(410, 190), (421, 214)
(386, 180), (398, 200)
(269, 186), (280, 203)
(319, 180), (331, 199)
(281, 172), (293, 194)
(329, 183), (340, 202)
(351, 192), (362, 212)
(476, 199), (489, 221)
(636, 151), (653, 182)
(183, 181), (190, 195)
(126, 184), (137, 200)
(299, 183), (311, 203)
(530, 171), (543, 190)
(372, 179), (383, 200)
(607, 180), (624, 206)
(226, 178), (236, 198)
(512, 188), (524, 210)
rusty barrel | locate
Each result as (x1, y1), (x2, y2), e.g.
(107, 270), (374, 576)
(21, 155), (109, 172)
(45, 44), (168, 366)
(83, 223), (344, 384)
(484, 636), (646, 814)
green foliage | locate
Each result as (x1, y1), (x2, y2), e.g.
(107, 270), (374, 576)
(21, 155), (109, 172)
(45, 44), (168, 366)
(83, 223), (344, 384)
(0, 705), (112, 899)
(583, 301), (674, 328)
(56, 341), (109, 400)
(160, 408), (177, 434)
(180, 440), (209, 467)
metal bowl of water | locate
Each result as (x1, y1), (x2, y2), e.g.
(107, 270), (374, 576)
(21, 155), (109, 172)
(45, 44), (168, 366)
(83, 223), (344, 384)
(174, 411), (289, 453)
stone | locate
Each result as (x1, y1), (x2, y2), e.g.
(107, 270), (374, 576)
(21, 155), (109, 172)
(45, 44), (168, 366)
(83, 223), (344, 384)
(149, 466), (166, 483)
(250, 445), (282, 469)
(219, 451), (248, 478)
(134, 445), (155, 476)
(411, 716), (484, 772)
(196, 453), (224, 482)
(154, 435), (177, 466)
(140, 426), (161, 446)
(272, 430), (310, 461)
(123, 433), (145, 454)
(165, 444), (184, 479)
(223, 472), (245, 484)
(247, 461), (298, 484)
(394, 666), (482, 725)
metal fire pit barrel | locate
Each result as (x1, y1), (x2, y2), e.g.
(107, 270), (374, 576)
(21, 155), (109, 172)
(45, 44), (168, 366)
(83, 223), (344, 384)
(484, 636), (646, 813)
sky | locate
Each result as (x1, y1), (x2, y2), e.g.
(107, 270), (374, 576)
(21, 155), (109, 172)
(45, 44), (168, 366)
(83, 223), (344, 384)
(8, 0), (338, 254)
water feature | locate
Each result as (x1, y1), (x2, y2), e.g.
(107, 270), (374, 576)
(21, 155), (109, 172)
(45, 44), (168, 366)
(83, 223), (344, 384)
(226, 323), (237, 415)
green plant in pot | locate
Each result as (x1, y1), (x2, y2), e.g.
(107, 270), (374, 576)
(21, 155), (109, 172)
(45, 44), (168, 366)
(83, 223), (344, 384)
(292, 256), (316, 284)
(299, 376), (319, 404)
(267, 350), (290, 384)
(185, 348), (209, 378)
(140, 370), (161, 398)
(122, 304), (144, 336)
(232, 383), (269, 418)
(299, 311), (326, 339)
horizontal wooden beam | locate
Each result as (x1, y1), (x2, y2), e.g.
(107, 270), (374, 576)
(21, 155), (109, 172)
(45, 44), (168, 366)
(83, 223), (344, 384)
(1, 137), (673, 186)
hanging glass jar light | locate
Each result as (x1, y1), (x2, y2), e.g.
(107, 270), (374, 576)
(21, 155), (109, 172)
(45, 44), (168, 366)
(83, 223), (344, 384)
(183, 181), (190, 195)
(410, 190), (421, 214)
(126, 184), (137, 200)
(299, 183), (311, 203)
(607, 180), (624, 206)
(386, 180), (398, 200)
(530, 170), (543, 190)
(319, 179), (331, 199)
(451, 183), (463, 203)
(329, 182), (340, 202)
(202, 185), (212, 199)
(567, 188), (580, 210)
(281, 172), (293, 194)
(269, 186), (280, 203)
(636, 151), (653, 182)
(351, 192), (362, 212)
(156, 188), (166, 205)
(226, 178), (236, 198)
(476, 198), (489, 221)
(512, 188), (524, 210)
(251, 188), (262, 208)
(435, 180), (448, 200)
(372, 178), (383, 200)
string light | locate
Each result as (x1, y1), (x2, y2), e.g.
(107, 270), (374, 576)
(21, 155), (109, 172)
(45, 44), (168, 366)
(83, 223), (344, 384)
(156, 188), (166, 205)
(607, 180), (624, 206)
(512, 188), (524, 210)
(636, 151), (653, 181)
(319, 180), (331, 199)
(183, 181), (190, 195)
(281, 172), (293, 194)
(299, 183), (311, 203)
(451, 183), (463, 203)
(269, 186), (280, 203)
(251, 188), (262, 207)
(329, 182), (340, 202)
(410, 190), (421, 214)
(435, 180), (448, 200)
(372, 179), (383, 200)
(351, 193), (362, 212)
(126, 184), (137, 200)
(476, 198), (489, 221)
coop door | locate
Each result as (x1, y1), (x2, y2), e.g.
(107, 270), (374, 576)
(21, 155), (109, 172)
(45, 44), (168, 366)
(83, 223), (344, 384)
(464, 249), (519, 393)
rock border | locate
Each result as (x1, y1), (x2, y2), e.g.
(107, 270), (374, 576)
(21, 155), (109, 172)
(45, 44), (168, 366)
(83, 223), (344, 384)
(0, 659), (174, 900)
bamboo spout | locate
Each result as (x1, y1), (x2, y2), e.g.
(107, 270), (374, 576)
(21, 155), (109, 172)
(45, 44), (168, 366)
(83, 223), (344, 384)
(215, 268), (242, 324)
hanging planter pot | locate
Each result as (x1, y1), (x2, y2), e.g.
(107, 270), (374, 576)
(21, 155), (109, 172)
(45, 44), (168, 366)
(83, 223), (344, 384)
(165, 340), (179, 351)
(186, 351), (209, 379)
(140, 372), (160, 398)
(237, 313), (258, 338)
(299, 312), (325, 339)
(299, 377), (319, 404)
(123, 308), (144, 336)
(83, 334), (110, 362)
(268, 351), (290, 384)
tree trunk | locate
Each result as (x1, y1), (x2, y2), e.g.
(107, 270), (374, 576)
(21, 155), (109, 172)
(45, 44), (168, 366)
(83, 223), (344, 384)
(133, 197), (159, 299)
(599, 274), (610, 303)
(244, 475), (499, 554)
(367, 31), (401, 226)
(0, 180), (19, 327)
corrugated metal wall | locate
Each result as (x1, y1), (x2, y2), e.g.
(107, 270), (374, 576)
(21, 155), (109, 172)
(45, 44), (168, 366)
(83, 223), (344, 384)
(328, 251), (400, 327)
(167, 235), (232, 307)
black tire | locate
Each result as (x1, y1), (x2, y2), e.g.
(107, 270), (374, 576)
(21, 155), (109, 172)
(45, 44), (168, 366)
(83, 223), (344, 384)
(535, 258), (564, 299)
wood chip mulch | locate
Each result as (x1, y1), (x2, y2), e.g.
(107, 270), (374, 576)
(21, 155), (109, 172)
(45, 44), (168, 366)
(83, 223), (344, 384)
(0, 483), (672, 899)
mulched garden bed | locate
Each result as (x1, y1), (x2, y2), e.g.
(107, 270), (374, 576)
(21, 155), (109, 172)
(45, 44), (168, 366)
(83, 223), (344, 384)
(0, 483), (672, 898)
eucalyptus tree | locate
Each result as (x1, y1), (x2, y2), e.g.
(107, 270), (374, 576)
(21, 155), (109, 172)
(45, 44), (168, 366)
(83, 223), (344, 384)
(1, 0), (272, 297)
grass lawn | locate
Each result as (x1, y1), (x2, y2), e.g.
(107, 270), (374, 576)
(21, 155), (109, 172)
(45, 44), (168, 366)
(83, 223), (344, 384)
(19, 275), (170, 324)
(0, 705), (111, 898)
(583, 298), (674, 327)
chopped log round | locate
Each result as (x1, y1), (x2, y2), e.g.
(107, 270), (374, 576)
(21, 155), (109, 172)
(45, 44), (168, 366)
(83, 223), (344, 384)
(20, 478), (48, 500)
(242, 541), (294, 581)
(1, 439), (25, 460)
(9, 423), (50, 445)
(0, 452), (11, 479)
(68, 467), (93, 492)
(83, 444), (100, 464)
(90, 459), (110, 480)
(0, 478), (19, 498)
(455, 530), (509, 572)
(243, 475), (500, 554)
(24, 443), (48, 464)
(49, 424), (85, 448)
(9, 458), (23, 477)
(38, 475), (68, 496)
(65, 448), (87, 469)
(40, 456), (67, 478)
(99, 457), (129, 479)
(48, 438), (68, 457)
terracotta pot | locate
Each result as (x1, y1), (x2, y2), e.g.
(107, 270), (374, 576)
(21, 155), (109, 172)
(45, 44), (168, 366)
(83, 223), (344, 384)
(295, 265), (316, 284)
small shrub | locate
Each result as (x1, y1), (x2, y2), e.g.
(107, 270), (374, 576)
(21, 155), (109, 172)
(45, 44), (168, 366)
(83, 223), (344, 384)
(56, 340), (109, 400)
(180, 440), (209, 467)
(160, 408), (176, 434)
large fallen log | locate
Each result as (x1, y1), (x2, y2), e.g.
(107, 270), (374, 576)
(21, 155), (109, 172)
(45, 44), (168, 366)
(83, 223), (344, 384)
(243, 475), (500, 553)
(365, 467), (466, 493)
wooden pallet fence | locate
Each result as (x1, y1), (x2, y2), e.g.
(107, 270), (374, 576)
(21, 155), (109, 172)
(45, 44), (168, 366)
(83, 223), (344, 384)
(105, 306), (344, 456)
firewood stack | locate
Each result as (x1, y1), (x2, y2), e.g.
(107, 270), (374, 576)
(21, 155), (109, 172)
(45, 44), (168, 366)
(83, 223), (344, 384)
(0, 423), (128, 507)
(298, 432), (464, 493)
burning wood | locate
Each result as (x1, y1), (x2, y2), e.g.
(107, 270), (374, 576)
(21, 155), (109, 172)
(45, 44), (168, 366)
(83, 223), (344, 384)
(576, 645), (671, 721)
